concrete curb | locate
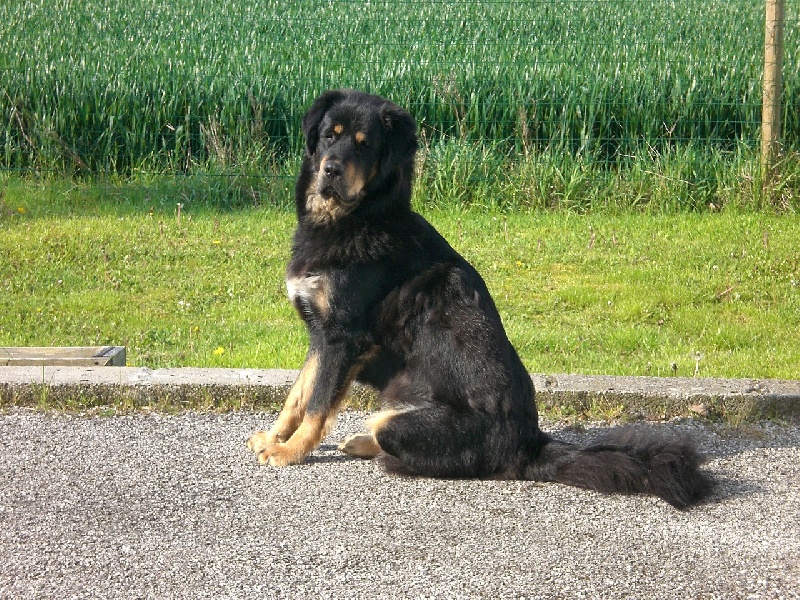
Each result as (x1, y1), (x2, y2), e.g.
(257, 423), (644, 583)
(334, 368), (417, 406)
(1, 366), (799, 422)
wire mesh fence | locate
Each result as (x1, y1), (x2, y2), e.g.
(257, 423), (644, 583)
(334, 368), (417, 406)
(1, 0), (798, 209)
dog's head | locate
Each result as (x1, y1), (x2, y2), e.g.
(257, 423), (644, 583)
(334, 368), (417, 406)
(300, 90), (418, 221)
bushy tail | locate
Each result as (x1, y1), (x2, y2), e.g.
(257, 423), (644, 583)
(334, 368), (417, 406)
(526, 427), (713, 509)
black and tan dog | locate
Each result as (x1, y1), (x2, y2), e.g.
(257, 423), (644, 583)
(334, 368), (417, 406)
(247, 89), (712, 508)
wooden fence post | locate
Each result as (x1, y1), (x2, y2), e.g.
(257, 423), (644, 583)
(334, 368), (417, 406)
(761, 0), (785, 191)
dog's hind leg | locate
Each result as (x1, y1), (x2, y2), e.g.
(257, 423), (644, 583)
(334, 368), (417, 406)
(368, 406), (515, 479)
(338, 433), (382, 459)
(338, 409), (408, 459)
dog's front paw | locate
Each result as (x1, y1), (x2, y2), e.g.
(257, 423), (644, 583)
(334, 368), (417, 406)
(246, 430), (279, 454)
(255, 442), (306, 467)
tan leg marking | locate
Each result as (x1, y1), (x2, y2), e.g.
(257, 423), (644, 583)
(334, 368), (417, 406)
(246, 354), (318, 454)
(252, 346), (380, 467)
(257, 413), (330, 467)
(252, 365), (352, 466)
(338, 433), (381, 459)
(335, 409), (410, 459)
(366, 408), (407, 434)
(260, 364), (360, 465)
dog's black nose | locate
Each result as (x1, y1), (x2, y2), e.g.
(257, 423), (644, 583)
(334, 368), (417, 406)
(323, 160), (343, 179)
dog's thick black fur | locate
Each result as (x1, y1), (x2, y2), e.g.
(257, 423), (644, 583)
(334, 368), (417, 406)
(246, 89), (712, 509)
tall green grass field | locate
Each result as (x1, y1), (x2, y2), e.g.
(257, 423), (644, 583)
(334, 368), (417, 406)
(1, 0), (799, 210)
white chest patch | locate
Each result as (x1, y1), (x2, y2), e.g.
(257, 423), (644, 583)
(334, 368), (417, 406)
(286, 274), (325, 305)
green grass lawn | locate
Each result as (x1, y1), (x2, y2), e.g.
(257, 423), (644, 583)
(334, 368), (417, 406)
(2, 178), (799, 379)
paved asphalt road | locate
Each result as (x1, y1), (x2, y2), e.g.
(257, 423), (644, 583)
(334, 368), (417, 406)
(1, 410), (798, 599)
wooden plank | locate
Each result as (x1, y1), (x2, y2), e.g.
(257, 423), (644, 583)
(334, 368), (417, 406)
(0, 346), (127, 367)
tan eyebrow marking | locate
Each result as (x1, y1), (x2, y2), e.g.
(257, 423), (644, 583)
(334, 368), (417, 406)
(333, 124), (344, 135)
(355, 131), (366, 144)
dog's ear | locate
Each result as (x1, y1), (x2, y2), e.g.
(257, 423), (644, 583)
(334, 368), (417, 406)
(380, 103), (418, 177)
(302, 90), (346, 156)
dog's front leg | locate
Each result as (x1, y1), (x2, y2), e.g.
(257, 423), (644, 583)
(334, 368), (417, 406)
(246, 349), (319, 454)
(253, 339), (366, 467)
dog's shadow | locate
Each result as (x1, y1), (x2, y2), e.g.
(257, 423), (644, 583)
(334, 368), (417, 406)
(303, 435), (771, 509)
(700, 472), (764, 506)
(305, 443), (360, 465)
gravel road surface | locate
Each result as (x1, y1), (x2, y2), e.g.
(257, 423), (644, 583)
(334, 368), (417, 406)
(1, 411), (798, 599)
